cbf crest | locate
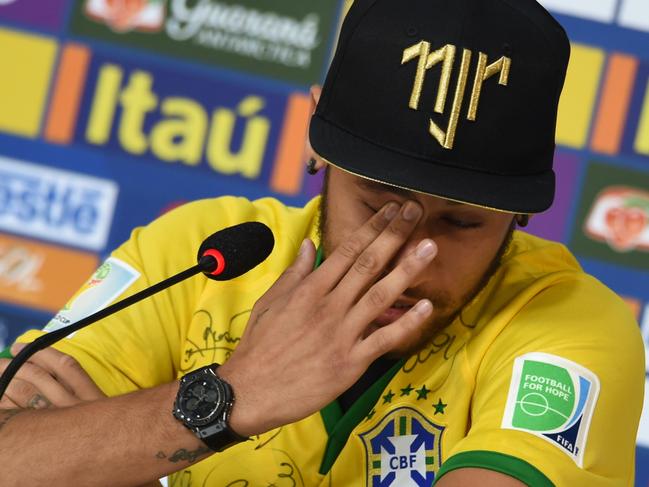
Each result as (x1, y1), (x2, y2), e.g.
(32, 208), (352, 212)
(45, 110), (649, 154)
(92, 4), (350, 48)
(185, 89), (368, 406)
(360, 407), (445, 487)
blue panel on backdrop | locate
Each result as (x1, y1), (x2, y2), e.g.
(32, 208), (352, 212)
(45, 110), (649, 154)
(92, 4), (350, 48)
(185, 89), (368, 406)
(0, 302), (51, 350)
(0, 132), (314, 258)
(636, 446), (649, 487)
(73, 47), (290, 192)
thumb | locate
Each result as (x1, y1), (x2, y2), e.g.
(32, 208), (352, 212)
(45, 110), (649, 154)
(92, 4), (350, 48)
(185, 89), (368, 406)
(259, 239), (316, 303)
(356, 299), (433, 363)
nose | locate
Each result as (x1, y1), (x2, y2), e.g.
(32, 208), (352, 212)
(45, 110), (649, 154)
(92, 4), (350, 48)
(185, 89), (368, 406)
(387, 230), (438, 288)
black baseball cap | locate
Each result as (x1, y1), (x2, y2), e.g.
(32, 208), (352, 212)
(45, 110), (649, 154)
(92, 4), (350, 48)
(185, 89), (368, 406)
(310, 0), (570, 213)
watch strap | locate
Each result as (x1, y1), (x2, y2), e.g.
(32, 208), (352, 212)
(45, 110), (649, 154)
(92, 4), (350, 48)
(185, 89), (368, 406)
(197, 417), (247, 452)
(197, 375), (247, 452)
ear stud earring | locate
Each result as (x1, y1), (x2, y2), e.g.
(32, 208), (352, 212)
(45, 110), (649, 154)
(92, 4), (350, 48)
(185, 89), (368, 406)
(307, 158), (319, 175)
(516, 214), (530, 227)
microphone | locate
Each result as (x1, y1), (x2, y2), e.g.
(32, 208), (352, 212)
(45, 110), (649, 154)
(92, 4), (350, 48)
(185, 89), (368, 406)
(199, 222), (274, 281)
(0, 221), (274, 400)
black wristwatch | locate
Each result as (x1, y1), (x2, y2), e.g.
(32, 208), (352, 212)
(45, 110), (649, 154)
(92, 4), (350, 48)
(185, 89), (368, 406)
(173, 364), (247, 452)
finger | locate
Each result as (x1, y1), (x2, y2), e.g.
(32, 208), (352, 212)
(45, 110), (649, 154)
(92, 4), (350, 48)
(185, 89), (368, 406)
(0, 396), (19, 409)
(4, 377), (54, 409)
(332, 201), (424, 303)
(23, 347), (105, 402)
(10, 341), (24, 357)
(347, 239), (437, 337)
(6, 360), (79, 406)
(254, 239), (317, 306)
(314, 202), (401, 291)
(355, 299), (433, 363)
(0, 358), (14, 380)
(10, 344), (102, 401)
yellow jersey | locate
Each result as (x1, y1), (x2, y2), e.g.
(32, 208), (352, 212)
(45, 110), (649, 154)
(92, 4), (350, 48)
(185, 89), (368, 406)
(17, 196), (645, 486)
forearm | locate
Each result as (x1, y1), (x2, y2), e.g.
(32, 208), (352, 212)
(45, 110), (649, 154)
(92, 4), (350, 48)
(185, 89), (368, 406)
(0, 382), (211, 487)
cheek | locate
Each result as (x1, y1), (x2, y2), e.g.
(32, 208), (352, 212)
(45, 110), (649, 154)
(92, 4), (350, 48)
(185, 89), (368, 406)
(426, 233), (505, 292)
(323, 203), (368, 254)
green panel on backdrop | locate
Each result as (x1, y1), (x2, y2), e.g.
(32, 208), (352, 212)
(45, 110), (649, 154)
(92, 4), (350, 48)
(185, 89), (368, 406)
(570, 161), (649, 270)
(69, 0), (342, 86)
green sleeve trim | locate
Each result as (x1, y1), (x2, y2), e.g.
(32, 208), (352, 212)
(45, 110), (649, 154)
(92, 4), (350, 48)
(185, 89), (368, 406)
(0, 347), (12, 359)
(435, 451), (554, 486)
(318, 359), (404, 475)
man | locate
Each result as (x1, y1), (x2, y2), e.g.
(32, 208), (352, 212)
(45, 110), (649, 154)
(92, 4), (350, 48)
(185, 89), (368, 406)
(0, 0), (644, 485)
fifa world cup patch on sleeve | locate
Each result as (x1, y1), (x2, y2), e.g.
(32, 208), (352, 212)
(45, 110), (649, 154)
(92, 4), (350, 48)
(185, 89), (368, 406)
(44, 257), (140, 334)
(501, 352), (599, 467)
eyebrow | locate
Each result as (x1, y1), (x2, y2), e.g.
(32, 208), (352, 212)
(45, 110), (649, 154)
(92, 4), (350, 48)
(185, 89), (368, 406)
(356, 179), (466, 207)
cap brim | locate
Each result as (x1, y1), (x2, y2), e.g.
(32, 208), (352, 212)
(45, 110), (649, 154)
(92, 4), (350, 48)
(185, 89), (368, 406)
(310, 114), (555, 214)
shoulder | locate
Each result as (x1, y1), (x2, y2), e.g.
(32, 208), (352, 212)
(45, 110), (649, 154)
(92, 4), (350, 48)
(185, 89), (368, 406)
(458, 241), (644, 483)
(501, 240), (640, 358)
(502, 230), (582, 278)
(471, 231), (644, 393)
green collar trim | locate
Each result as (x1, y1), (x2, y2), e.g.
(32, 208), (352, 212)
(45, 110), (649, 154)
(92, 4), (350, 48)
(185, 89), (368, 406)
(319, 358), (405, 475)
(314, 245), (324, 269)
(435, 450), (554, 486)
(313, 244), (405, 474)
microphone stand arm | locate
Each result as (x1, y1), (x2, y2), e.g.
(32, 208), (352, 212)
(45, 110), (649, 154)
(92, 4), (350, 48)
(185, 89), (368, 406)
(0, 255), (216, 400)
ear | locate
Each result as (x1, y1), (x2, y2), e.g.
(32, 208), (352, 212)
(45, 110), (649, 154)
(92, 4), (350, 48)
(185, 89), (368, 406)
(515, 214), (531, 227)
(310, 85), (322, 109)
(303, 85), (327, 171)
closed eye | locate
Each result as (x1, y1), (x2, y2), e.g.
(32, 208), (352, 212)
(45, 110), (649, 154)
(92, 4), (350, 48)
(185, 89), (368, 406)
(442, 216), (482, 229)
(363, 202), (482, 229)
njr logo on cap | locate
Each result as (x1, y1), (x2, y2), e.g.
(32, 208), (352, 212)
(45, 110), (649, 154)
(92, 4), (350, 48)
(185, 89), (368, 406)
(402, 41), (511, 150)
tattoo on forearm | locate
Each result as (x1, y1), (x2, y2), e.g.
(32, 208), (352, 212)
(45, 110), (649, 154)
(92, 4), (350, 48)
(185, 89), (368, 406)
(156, 446), (211, 464)
(27, 394), (52, 410)
(0, 410), (23, 433)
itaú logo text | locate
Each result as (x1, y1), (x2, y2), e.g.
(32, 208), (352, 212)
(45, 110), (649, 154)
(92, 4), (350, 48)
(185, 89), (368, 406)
(85, 64), (271, 180)
(539, 0), (649, 33)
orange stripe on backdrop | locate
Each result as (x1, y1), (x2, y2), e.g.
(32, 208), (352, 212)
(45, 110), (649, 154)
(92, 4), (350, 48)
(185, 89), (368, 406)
(0, 233), (98, 313)
(44, 43), (91, 144)
(622, 297), (642, 321)
(590, 53), (638, 155)
(270, 93), (312, 195)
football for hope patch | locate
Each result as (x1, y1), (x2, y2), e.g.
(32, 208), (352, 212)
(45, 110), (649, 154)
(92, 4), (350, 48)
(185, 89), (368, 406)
(502, 352), (600, 466)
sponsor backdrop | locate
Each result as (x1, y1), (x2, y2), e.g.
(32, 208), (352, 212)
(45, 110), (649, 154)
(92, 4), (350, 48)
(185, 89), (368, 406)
(0, 0), (649, 483)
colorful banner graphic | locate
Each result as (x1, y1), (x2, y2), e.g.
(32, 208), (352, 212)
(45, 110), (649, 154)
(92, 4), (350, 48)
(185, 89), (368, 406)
(0, 1), (649, 484)
(570, 162), (649, 270)
(69, 0), (342, 85)
(0, 156), (119, 252)
(0, 303), (50, 351)
(0, 27), (57, 138)
(75, 51), (290, 185)
(0, 0), (68, 31)
(0, 233), (98, 313)
(525, 152), (582, 243)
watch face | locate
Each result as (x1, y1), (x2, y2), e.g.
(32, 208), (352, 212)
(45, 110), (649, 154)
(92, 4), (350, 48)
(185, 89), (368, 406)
(178, 375), (224, 426)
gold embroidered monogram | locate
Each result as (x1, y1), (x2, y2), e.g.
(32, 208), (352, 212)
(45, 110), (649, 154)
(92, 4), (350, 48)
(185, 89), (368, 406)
(402, 42), (456, 113)
(468, 53), (511, 121)
(402, 41), (512, 149)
